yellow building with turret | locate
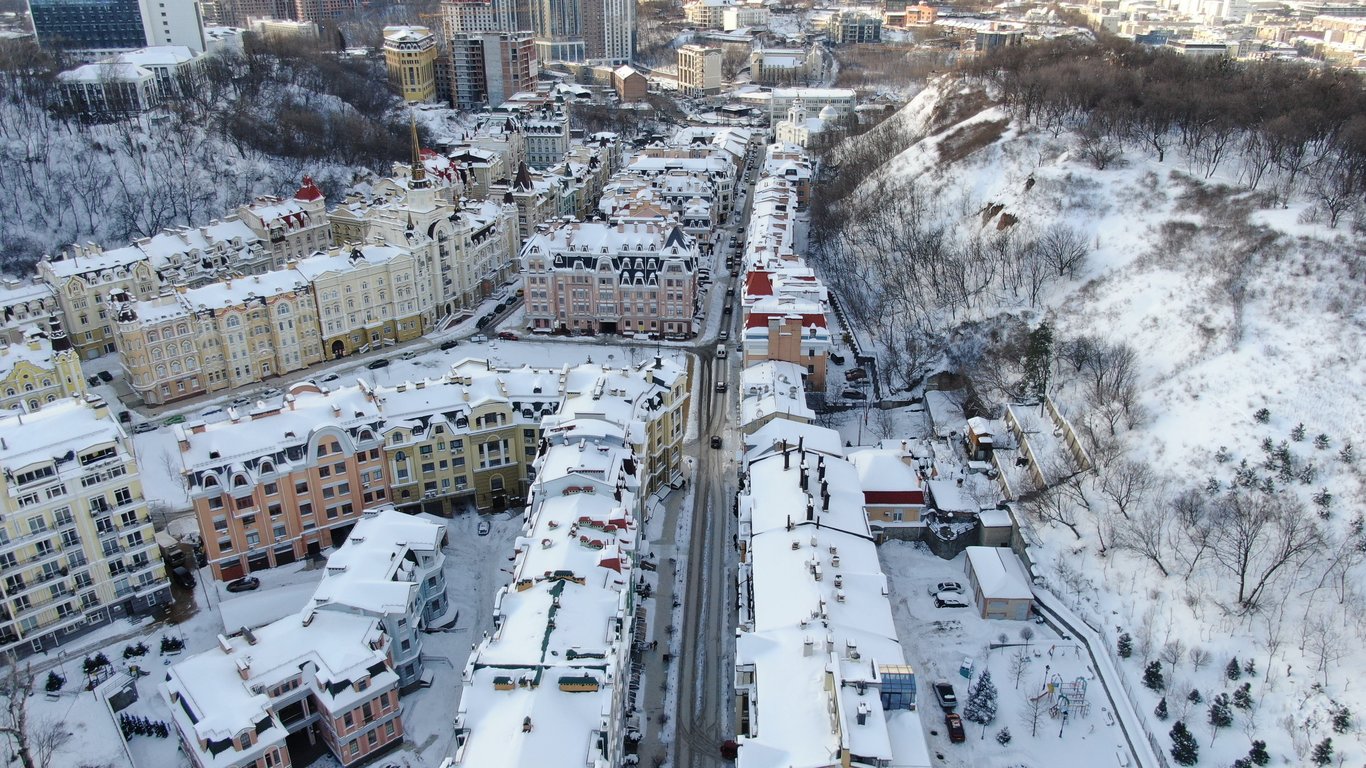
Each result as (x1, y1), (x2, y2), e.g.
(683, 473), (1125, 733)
(383, 26), (438, 103)
(0, 320), (86, 412)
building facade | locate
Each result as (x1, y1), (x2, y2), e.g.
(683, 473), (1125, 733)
(38, 245), (160, 360)
(236, 178), (333, 266)
(30, 0), (204, 56)
(297, 244), (435, 360)
(179, 382), (389, 581)
(677, 43), (722, 95)
(0, 322), (86, 413)
(522, 220), (700, 337)
(0, 396), (171, 657)
(111, 268), (324, 406)
(384, 26), (439, 103)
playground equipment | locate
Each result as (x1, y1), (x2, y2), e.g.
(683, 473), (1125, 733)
(1032, 674), (1091, 719)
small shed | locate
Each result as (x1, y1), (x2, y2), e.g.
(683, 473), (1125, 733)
(963, 546), (1033, 621)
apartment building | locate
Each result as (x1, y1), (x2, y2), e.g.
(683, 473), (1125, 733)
(441, 0), (523, 34)
(521, 220), (700, 337)
(383, 26), (439, 103)
(0, 280), (59, 334)
(582, 0), (633, 64)
(826, 9), (883, 43)
(450, 413), (644, 767)
(296, 244), (435, 360)
(734, 422), (930, 768)
(38, 246), (159, 360)
(178, 383), (389, 581)
(677, 43), (722, 95)
(164, 609), (404, 768)
(0, 321), (86, 412)
(308, 506), (448, 687)
(235, 178), (333, 266)
(749, 47), (821, 85)
(0, 396), (170, 656)
(182, 358), (688, 580)
(111, 268), (323, 406)
(447, 31), (538, 109)
(683, 0), (729, 27)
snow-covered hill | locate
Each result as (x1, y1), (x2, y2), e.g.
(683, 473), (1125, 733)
(824, 77), (1366, 766)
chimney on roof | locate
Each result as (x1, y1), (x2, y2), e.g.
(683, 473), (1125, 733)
(783, 444), (790, 471)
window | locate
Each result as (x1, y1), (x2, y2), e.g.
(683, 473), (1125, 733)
(263, 483), (278, 496)
(114, 487), (132, 506)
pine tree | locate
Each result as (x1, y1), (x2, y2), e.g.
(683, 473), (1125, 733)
(1315, 433), (1330, 450)
(1170, 721), (1199, 766)
(1208, 693), (1233, 742)
(1232, 682), (1252, 710)
(1243, 658), (1257, 677)
(1332, 705), (1351, 733)
(1311, 738), (1333, 766)
(1023, 323), (1053, 402)
(1248, 739), (1269, 765)
(1154, 697), (1169, 720)
(44, 671), (64, 693)
(1117, 632), (1133, 659)
(1143, 660), (1165, 691)
(1291, 423), (1306, 441)
(995, 727), (1011, 746)
(963, 670), (998, 738)
(1225, 656), (1241, 680)
(1187, 688), (1203, 705)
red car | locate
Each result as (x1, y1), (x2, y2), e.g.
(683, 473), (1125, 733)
(497, 331), (519, 341)
(944, 712), (966, 743)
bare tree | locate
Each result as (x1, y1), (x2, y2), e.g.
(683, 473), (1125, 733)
(1161, 639), (1187, 675)
(1170, 487), (1217, 579)
(1303, 615), (1346, 688)
(1035, 223), (1090, 278)
(1209, 491), (1323, 611)
(1020, 689), (1047, 737)
(1189, 646), (1212, 673)
(0, 657), (39, 768)
(1009, 649), (1030, 689)
(30, 720), (73, 768)
(1024, 482), (1082, 540)
(1098, 459), (1156, 520)
(1113, 499), (1173, 577)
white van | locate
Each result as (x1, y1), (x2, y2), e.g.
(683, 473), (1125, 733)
(716, 344), (727, 359)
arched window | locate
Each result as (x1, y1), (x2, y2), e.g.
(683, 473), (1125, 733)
(182, 341), (193, 355)
(4, 388), (12, 397)
(23, 383), (32, 392)
(40, 379), (50, 387)
(170, 362), (181, 374)
(45, 395), (55, 403)
(277, 304), (291, 316)
(203, 475), (219, 487)
(226, 316), (241, 328)
(28, 399), (37, 410)
(155, 365), (166, 378)
(176, 323), (188, 335)
(147, 331), (159, 343)
(151, 348), (163, 361)
(394, 450), (406, 463)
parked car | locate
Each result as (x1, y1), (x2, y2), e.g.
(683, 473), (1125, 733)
(934, 592), (969, 609)
(163, 415), (186, 426)
(722, 305), (733, 315)
(477, 520), (491, 536)
(230, 396), (252, 408)
(440, 339), (460, 351)
(400, 350), (417, 360)
(170, 566), (196, 588)
(87, 376), (102, 388)
(933, 680), (958, 711)
(367, 358), (390, 370)
(842, 389), (867, 401)
(260, 388), (280, 397)
(131, 422), (157, 434)
(927, 581), (963, 596)
(97, 370), (114, 383)
(845, 368), (868, 382)
(944, 712), (966, 743)
(829, 353), (846, 366)
(225, 576), (260, 593)
(118, 410), (133, 424)
(320, 373), (340, 382)
(726, 287), (735, 297)
(471, 334), (488, 344)
(719, 330), (730, 341)
(497, 331), (519, 341)
(710, 435), (722, 449)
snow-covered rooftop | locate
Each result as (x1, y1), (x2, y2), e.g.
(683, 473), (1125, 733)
(964, 545), (1033, 601)
(0, 395), (124, 471)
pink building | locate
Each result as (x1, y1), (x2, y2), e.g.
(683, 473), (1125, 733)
(522, 220), (700, 338)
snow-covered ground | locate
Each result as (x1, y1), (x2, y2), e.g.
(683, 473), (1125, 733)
(831, 78), (1366, 766)
(881, 542), (1131, 767)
